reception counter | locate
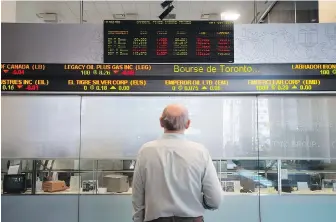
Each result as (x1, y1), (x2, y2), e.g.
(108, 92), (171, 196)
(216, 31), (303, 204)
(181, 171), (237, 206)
(2, 193), (336, 222)
(2, 158), (336, 222)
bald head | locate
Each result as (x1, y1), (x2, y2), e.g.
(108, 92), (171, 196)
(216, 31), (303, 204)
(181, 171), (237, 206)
(160, 104), (190, 132)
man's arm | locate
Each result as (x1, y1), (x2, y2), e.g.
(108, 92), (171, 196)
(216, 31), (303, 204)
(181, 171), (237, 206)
(201, 151), (223, 210)
(132, 152), (145, 222)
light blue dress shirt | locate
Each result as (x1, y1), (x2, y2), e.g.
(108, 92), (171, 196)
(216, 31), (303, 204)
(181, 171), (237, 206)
(132, 133), (223, 222)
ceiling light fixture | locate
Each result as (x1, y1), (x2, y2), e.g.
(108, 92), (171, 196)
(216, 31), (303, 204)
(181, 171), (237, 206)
(161, 0), (174, 9)
(201, 13), (218, 20)
(220, 12), (240, 21)
(36, 13), (58, 23)
(159, 5), (174, 20)
(113, 14), (126, 19)
(159, 0), (175, 20)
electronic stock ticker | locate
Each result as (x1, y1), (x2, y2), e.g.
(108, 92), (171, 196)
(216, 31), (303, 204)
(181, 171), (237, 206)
(1, 63), (336, 93)
(104, 20), (234, 63)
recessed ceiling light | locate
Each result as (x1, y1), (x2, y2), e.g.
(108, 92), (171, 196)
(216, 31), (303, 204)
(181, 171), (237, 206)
(201, 13), (218, 20)
(220, 12), (240, 21)
(113, 14), (126, 19)
(201, 14), (210, 19)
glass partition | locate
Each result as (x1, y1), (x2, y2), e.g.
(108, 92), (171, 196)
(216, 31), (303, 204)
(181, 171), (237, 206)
(1, 95), (336, 222)
(2, 95), (336, 196)
(3, 158), (335, 196)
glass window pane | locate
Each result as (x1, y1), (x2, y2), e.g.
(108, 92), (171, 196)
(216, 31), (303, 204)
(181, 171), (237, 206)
(81, 96), (226, 159)
(295, 1), (319, 23)
(222, 97), (258, 158)
(268, 1), (295, 23)
(1, 96), (81, 159)
(1, 159), (33, 194)
(213, 159), (278, 194)
(257, 96), (336, 159)
(32, 159), (80, 194)
(281, 159), (336, 194)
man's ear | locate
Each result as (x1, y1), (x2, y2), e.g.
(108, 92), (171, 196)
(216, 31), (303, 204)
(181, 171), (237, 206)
(185, 119), (191, 129)
(160, 117), (164, 128)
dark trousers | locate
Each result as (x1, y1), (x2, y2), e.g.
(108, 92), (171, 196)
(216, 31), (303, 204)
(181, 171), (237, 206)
(149, 216), (203, 222)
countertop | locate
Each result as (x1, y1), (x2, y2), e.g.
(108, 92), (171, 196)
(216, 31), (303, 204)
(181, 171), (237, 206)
(13, 188), (336, 195)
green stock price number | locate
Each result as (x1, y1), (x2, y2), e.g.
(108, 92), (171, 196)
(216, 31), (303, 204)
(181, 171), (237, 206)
(118, 85), (130, 91)
(277, 85), (289, 91)
(300, 85), (312, 90)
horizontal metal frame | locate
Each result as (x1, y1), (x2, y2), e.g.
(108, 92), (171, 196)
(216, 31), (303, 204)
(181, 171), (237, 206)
(3, 157), (336, 161)
(4, 193), (334, 196)
(2, 91), (336, 96)
(4, 62), (331, 65)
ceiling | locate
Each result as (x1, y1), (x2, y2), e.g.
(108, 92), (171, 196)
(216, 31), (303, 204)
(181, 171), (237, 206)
(13, 1), (274, 24)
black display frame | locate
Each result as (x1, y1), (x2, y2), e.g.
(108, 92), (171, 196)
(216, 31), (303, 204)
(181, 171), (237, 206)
(103, 20), (234, 63)
(1, 63), (336, 94)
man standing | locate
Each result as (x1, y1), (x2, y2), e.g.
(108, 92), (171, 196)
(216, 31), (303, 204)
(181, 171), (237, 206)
(132, 104), (222, 222)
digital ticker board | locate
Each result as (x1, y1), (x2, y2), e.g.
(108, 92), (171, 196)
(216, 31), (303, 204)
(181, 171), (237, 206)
(1, 63), (336, 94)
(104, 20), (234, 63)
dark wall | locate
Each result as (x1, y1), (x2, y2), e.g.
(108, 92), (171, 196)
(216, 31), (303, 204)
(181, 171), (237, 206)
(2, 23), (336, 64)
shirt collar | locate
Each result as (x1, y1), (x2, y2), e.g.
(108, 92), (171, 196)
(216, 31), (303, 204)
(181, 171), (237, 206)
(161, 133), (185, 139)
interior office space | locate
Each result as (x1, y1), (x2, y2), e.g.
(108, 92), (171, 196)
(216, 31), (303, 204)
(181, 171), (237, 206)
(1, 1), (336, 222)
